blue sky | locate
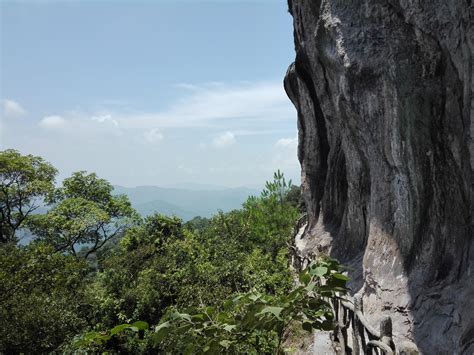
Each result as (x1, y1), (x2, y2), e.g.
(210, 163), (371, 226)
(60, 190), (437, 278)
(1, 0), (298, 188)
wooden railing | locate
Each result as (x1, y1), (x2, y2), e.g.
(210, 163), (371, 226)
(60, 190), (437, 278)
(332, 294), (396, 354)
(290, 216), (419, 354)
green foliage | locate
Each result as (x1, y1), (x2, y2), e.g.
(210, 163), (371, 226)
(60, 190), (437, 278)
(120, 213), (183, 252)
(83, 170), (301, 331)
(28, 171), (137, 258)
(72, 258), (348, 354)
(0, 149), (57, 243)
(261, 169), (292, 203)
(69, 321), (149, 353)
(0, 243), (89, 353)
(184, 215), (211, 232)
(83, 214), (189, 327)
(285, 185), (306, 213)
(0, 165), (342, 354)
(151, 258), (346, 354)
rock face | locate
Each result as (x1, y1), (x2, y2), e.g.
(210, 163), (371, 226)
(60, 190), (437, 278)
(284, 0), (473, 352)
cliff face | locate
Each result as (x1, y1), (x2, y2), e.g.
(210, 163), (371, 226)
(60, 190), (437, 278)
(284, 0), (473, 352)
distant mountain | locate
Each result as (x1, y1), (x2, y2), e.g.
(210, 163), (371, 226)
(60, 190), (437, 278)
(161, 182), (230, 191)
(113, 185), (260, 221)
(133, 199), (201, 221)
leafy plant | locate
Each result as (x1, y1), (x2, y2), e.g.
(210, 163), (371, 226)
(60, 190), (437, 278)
(0, 166), (325, 354)
(71, 321), (149, 352)
(28, 171), (138, 258)
(0, 149), (57, 243)
(73, 257), (348, 354)
(0, 243), (89, 353)
(261, 169), (292, 204)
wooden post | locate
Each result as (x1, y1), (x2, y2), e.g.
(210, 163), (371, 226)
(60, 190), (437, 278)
(337, 299), (347, 353)
(352, 294), (363, 354)
(341, 305), (349, 353)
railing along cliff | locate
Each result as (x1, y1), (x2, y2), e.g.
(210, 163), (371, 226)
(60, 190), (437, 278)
(290, 215), (419, 354)
(333, 294), (396, 354)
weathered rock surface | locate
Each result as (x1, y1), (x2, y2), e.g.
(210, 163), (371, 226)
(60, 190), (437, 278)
(284, 0), (473, 352)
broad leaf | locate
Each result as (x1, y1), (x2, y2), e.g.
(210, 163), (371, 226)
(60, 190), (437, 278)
(311, 266), (328, 277)
(299, 272), (311, 285)
(258, 306), (284, 320)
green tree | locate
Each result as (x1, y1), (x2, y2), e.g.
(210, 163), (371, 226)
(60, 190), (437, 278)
(0, 243), (89, 353)
(29, 171), (137, 258)
(243, 171), (300, 261)
(261, 169), (292, 204)
(0, 149), (57, 243)
(72, 257), (349, 355)
(151, 258), (348, 354)
(84, 214), (187, 327)
(285, 184), (306, 212)
(184, 216), (211, 232)
(81, 172), (299, 337)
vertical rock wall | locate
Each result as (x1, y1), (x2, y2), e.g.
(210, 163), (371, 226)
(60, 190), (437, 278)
(284, 0), (473, 352)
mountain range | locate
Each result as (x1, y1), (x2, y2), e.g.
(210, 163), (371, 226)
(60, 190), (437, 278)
(113, 185), (261, 221)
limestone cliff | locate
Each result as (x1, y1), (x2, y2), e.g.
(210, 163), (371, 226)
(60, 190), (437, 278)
(284, 0), (473, 352)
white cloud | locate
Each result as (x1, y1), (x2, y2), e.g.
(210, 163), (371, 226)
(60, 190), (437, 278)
(144, 128), (164, 143)
(5, 80), (297, 186)
(212, 131), (236, 148)
(275, 136), (297, 148)
(271, 136), (299, 176)
(2, 99), (26, 118)
(112, 81), (294, 130)
(91, 114), (118, 127)
(175, 82), (225, 91)
(28, 81), (293, 138)
(39, 115), (66, 129)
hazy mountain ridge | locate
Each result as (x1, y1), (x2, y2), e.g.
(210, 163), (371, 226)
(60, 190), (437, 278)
(114, 185), (260, 221)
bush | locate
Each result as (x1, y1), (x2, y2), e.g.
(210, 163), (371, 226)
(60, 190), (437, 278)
(0, 243), (89, 352)
(72, 257), (348, 354)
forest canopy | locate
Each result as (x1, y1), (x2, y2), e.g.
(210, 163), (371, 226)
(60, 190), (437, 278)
(0, 150), (346, 354)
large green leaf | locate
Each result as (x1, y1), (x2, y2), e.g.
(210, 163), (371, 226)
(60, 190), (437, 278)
(258, 306), (284, 320)
(332, 273), (350, 281)
(153, 321), (171, 344)
(311, 266), (328, 277)
(132, 321), (149, 330)
(110, 324), (129, 335)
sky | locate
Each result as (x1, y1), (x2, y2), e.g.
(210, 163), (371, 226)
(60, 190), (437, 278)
(0, 0), (299, 188)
